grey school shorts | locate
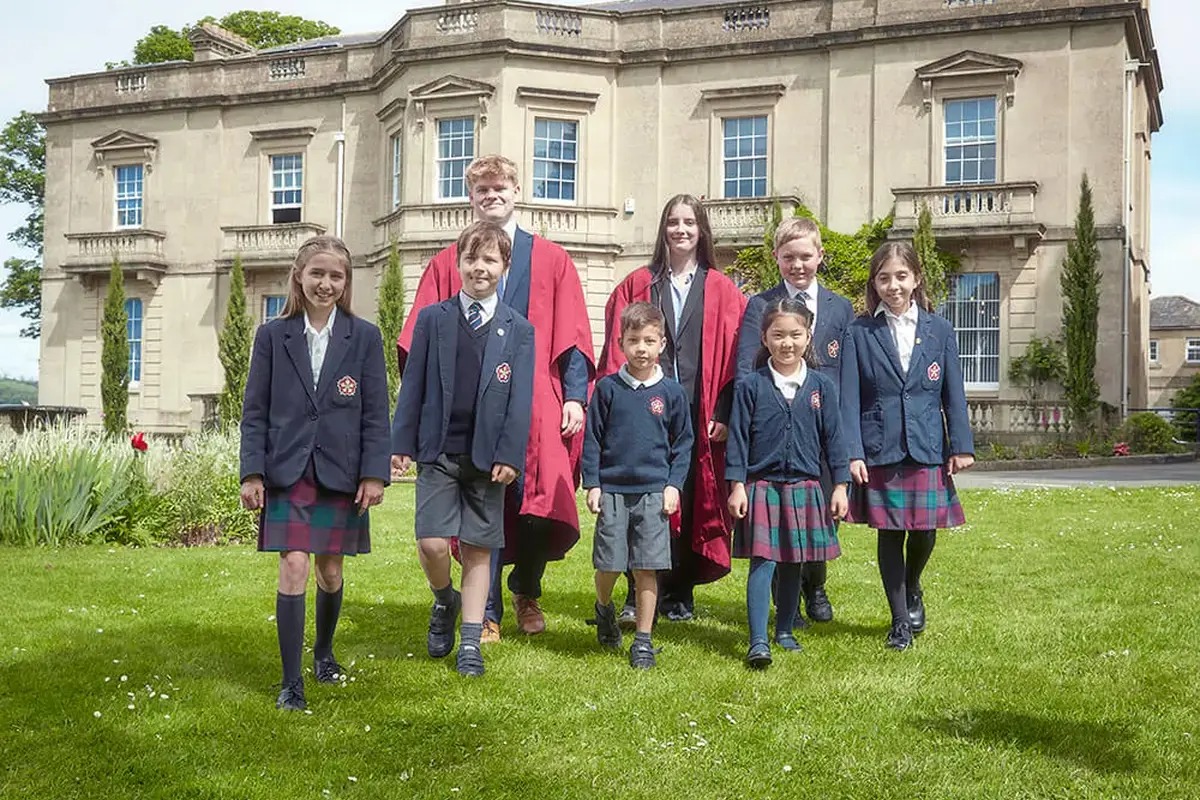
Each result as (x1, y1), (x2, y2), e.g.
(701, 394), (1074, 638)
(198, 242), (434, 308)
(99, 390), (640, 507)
(414, 454), (505, 549)
(593, 491), (671, 572)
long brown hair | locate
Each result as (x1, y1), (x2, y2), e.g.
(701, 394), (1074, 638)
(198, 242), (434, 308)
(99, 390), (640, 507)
(650, 194), (717, 275)
(865, 241), (932, 316)
(281, 235), (355, 318)
(755, 296), (818, 370)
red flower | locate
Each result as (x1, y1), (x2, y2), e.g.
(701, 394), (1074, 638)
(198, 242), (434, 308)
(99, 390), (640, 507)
(1112, 442), (1129, 457)
(130, 432), (148, 452)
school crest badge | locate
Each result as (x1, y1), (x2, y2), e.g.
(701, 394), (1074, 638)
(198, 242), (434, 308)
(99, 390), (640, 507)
(649, 397), (666, 416)
(827, 340), (839, 359)
(336, 376), (357, 397)
(810, 390), (822, 410)
(927, 361), (941, 382)
(495, 362), (512, 384)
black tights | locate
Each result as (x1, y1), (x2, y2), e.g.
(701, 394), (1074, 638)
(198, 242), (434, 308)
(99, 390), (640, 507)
(876, 529), (936, 624)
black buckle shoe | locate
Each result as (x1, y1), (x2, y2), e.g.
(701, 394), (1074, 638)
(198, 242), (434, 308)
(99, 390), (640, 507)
(591, 602), (623, 649)
(805, 586), (834, 623)
(276, 678), (307, 711)
(886, 620), (914, 651)
(746, 641), (773, 668)
(907, 591), (926, 634)
(314, 656), (345, 684)
(629, 640), (662, 669)
(618, 603), (637, 630)
(427, 589), (461, 659)
(456, 643), (485, 677)
(774, 632), (803, 652)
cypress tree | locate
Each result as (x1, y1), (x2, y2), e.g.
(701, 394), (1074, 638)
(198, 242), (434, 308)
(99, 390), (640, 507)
(1060, 174), (1101, 433)
(376, 240), (406, 405)
(218, 253), (254, 431)
(913, 202), (950, 307)
(100, 257), (129, 437)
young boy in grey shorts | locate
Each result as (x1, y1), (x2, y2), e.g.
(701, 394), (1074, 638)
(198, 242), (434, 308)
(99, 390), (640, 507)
(583, 302), (694, 669)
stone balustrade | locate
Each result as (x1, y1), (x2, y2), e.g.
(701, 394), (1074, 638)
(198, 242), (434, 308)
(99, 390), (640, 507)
(377, 202), (619, 250)
(966, 398), (1071, 435)
(63, 230), (168, 283)
(220, 222), (327, 267)
(705, 195), (804, 247)
(891, 182), (1039, 234)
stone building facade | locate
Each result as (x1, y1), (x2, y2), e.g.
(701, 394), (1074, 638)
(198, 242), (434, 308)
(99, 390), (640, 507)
(36, 0), (1162, 433)
(1148, 295), (1200, 409)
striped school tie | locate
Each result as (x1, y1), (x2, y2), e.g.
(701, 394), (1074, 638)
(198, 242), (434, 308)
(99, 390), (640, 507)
(467, 301), (483, 330)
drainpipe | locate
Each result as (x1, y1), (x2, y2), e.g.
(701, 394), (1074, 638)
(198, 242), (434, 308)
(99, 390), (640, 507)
(334, 99), (347, 239)
(1120, 60), (1136, 420)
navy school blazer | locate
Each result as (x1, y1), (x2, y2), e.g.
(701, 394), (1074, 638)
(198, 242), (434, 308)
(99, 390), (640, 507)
(239, 312), (392, 493)
(391, 298), (536, 474)
(736, 282), (855, 381)
(838, 308), (974, 467)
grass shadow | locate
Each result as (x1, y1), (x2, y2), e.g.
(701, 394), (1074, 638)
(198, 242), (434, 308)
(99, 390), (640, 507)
(913, 708), (1139, 774)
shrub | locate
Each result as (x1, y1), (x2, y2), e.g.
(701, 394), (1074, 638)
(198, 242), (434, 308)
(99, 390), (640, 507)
(1117, 412), (1179, 455)
(1169, 372), (1200, 442)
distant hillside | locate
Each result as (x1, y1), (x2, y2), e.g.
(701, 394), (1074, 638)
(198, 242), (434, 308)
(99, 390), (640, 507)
(0, 378), (37, 405)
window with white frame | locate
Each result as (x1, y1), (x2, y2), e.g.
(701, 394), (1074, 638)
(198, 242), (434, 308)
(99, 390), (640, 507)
(391, 133), (402, 210)
(722, 116), (768, 198)
(263, 295), (287, 322)
(125, 298), (143, 383)
(938, 273), (1000, 389)
(115, 164), (144, 228)
(944, 97), (997, 185)
(1149, 339), (1159, 364)
(271, 153), (303, 224)
(532, 118), (578, 202)
(1187, 338), (1200, 364)
(436, 117), (475, 200)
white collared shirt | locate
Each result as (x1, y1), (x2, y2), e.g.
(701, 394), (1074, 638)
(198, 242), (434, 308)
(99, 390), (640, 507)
(876, 301), (920, 372)
(784, 278), (818, 321)
(459, 290), (499, 327)
(768, 360), (808, 401)
(304, 306), (336, 390)
(618, 363), (664, 390)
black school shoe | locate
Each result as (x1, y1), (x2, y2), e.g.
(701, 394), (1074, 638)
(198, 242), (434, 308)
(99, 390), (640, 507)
(907, 591), (926, 634)
(629, 639), (662, 670)
(456, 643), (485, 677)
(804, 586), (834, 623)
(593, 602), (623, 649)
(618, 603), (638, 629)
(746, 641), (773, 669)
(427, 589), (461, 659)
(886, 620), (914, 651)
(276, 678), (307, 711)
(314, 656), (345, 684)
(774, 632), (803, 652)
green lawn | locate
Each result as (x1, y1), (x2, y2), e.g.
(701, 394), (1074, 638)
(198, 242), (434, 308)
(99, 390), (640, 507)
(3, 486), (1199, 799)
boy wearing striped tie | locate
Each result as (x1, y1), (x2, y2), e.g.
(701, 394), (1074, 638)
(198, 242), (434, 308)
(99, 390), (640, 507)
(392, 221), (536, 676)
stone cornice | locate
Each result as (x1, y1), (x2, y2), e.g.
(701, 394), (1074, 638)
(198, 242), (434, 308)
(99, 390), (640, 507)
(36, 2), (1160, 126)
(515, 86), (601, 109)
(248, 125), (317, 141)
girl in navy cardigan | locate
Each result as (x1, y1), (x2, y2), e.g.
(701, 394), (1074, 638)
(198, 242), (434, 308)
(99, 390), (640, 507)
(840, 242), (974, 651)
(240, 236), (391, 710)
(726, 297), (849, 668)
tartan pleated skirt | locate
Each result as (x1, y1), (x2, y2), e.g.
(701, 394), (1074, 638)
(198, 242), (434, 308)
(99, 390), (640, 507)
(846, 461), (965, 531)
(732, 479), (840, 563)
(257, 463), (371, 556)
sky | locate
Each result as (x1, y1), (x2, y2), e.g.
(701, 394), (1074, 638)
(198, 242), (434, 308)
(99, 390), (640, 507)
(0, 0), (1197, 382)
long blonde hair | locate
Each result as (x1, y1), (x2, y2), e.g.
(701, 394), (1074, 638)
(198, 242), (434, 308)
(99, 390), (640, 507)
(281, 235), (354, 318)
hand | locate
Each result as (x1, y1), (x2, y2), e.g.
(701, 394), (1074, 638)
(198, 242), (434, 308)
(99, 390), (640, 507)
(829, 484), (849, 522)
(240, 476), (265, 511)
(586, 487), (602, 515)
(850, 459), (869, 485)
(492, 463), (519, 485)
(561, 401), (585, 438)
(391, 454), (411, 480)
(355, 478), (385, 516)
(948, 453), (975, 475)
(663, 486), (680, 516)
(727, 482), (748, 520)
(708, 421), (729, 442)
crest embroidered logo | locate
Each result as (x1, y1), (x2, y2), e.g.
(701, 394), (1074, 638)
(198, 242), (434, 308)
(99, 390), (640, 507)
(827, 339), (839, 359)
(927, 361), (941, 382)
(649, 397), (666, 416)
(336, 376), (358, 397)
(495, 362), (512, 384)
(810, 390), (821, 409)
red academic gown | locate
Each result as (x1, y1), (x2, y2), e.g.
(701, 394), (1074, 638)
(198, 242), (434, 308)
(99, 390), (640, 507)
(397, 236), (595, 562)
(597, 267), (747, 584)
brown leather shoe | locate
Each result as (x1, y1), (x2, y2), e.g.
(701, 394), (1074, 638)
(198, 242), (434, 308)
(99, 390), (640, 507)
(513, 594), (546, 635)
(481, 619), (501, 644)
